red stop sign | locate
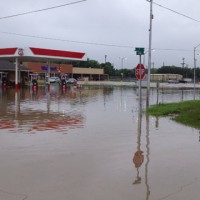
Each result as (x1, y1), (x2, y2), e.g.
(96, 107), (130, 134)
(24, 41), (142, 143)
(135, 64), (145, 80)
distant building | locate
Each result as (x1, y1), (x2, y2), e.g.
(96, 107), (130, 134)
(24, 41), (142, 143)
(0, 61), (106, 83)
(72, 67), (105, 80)
(0, 60), (30, 83)
(150, 74), (183, 82)
(24, 62), (105, 80)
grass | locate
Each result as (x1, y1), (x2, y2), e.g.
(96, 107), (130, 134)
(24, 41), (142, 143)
(147, 100), (200, 129)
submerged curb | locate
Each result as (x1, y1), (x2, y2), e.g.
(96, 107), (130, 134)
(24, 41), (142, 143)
(78, 81), (200, 89)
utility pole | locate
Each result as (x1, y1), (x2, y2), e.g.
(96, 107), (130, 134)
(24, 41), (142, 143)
(146, 0), (153, 108)
(181, 57), (185, 68)
(193, 44), (200, 99)
(152, 62), (154, 74)
(105, 55), (107, 63)
(119, 57), (127, 80)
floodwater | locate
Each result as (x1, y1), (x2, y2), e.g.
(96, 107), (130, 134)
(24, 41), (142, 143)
(0, 84), (200, 200)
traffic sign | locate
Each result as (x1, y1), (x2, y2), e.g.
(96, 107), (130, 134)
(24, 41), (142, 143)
(135, 64), (145, 80)
(135, 47), (145, 55)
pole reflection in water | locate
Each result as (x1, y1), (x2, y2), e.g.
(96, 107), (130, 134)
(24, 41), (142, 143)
(145, 114), (151, 200)
(199, 131), (200, 142)
(133, 96), (144, 184)
(181, 89), (184, 101)
(47, 90), (50, 114)
(133, 94), (151, 200)
(155, 116), (159, 129)
(15, 91), (20, 119)
(156, 85), (159, 105)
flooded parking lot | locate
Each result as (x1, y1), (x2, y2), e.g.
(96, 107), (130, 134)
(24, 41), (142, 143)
(0, 85), (200, 200)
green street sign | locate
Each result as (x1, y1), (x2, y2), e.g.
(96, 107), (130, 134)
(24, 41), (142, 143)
(135, 47), (145, 55)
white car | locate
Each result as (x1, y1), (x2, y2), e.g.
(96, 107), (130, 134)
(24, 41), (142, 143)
(48, 77), (61, 83)
(168, 79), (179, 84)
(66, 78), (77, 84)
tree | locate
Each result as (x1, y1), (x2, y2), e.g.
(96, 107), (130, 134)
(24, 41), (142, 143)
(157, 66), (194, 78)
(72, 58), (100, 68)
(100, 62), (115, 76)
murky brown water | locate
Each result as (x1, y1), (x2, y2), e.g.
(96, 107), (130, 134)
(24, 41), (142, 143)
(0, 85), (199, 200)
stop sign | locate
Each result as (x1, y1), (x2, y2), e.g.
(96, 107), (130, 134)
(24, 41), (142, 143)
(135, 64), (145, 80)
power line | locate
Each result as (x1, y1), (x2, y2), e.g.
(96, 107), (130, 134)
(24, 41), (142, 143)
(0, 0), (87, 20)
(0, 30), (134, 48)
(0, 30), (195, 52)
(153, 48), (193, 52)
(151, 1), (200, 23)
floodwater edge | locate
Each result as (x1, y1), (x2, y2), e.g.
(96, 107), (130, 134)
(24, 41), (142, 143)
(147, 100), (200, 130)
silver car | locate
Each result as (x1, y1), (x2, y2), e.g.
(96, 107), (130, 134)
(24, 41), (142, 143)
(48, 77), (61, 83)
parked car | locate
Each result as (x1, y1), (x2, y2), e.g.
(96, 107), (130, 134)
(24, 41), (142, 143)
(168, 79), (179, 84)
(179, 79), (187, 83)
(47, 77), (61, 83)
(179, 78), (192, 83)
(66, 78), (77, 84)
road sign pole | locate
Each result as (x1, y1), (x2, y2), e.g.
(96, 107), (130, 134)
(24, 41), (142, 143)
(139, 55), (142, 116)
(135, 47), (145, 116)
(147, 0), (153, 108)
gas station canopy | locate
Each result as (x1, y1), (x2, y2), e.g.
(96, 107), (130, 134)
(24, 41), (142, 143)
(0, 47), (86, 90)
(0, 47), (86, 62)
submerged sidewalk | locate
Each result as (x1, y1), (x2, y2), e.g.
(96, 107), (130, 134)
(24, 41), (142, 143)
(78, 80), (200, 89)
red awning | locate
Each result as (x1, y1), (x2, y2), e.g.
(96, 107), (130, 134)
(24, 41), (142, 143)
(0, 47), (86, 62)
(30, 47), (85, 59)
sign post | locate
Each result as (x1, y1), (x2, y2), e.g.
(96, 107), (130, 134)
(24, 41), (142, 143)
(134, 48), (145, 181)
(135, 48), (145, 115)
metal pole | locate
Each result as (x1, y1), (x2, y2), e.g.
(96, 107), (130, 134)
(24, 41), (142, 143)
(146, 0), (153, 108)
(120, 57), (126, 80)
(121, 58), (123, 80)
(194, 47), (196, 100)
(48, 60), (51, 91)
(15, 57), (19, 91)
(143, 51), (148, 67)
(193, 43), (200, 99)
(139, 55), (142, 115)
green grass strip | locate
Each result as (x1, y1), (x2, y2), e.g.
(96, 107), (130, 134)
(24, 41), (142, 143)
(147, 100), (200, 129)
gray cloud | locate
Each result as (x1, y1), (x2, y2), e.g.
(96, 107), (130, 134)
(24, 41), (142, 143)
(1, 0), (200, 69)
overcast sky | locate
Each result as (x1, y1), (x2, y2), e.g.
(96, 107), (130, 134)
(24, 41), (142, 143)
(1, 0), (200, 69)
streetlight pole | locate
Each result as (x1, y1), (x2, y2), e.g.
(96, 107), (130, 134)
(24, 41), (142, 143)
(143, 49), (155, 68)
(105, 55), (107, 63)
(119, 57), (127, 80)
(194, 43), (200, 99)
(143, 51), (149, 68)
(146, 0), (153, 108)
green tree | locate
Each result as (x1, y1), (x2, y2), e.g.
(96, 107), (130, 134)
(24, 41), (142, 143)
(72, 58), (100, 68)
(100, 62), (115, 76)
(157, 66), (194, 78)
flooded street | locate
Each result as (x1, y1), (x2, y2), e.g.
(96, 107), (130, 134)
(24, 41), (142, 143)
(0, 85), (200, 200)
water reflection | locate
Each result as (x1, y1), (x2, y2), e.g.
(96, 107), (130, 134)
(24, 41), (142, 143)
(153, 87), (200, 104)
(0, 85), (200, 199)
(145, 115), (151, 200)
(133, 95), (144, 184)
(199, 131), (200, 142)
(0, 85), (115, 134)
(0, 86), (85, 133)
(133, 94), (151, 200)
(155, 116), (159, 129)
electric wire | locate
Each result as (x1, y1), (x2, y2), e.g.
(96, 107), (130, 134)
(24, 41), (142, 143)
(150, 1), (200, 23)
(0, 30), (135, 48)
(153, 48), (193, 52)
(0, 30), (194, 52)
(0, 0), (87, 20)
